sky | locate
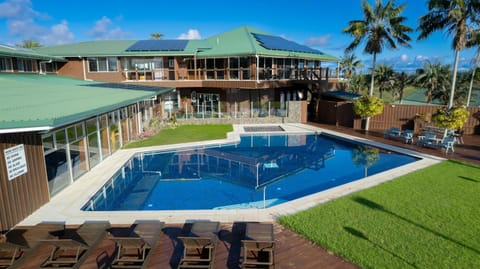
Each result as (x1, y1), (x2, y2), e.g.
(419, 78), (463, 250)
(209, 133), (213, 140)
(0, 0), (477, 72)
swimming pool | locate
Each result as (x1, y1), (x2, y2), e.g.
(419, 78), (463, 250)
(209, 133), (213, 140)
(82, 133), (418, 211)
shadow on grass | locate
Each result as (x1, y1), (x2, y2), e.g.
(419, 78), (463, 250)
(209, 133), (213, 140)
(344, 226), (418, 268)
(458, 176), (479, 183)
(352, 197), (480, 255)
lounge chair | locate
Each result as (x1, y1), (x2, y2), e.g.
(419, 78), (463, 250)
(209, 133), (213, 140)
(40, 221), (110, 268)
(0, 234), (25, 268)
(177, 221), (220, 269)
(108, 220), (164, 268)
(0, 222), (65, 269)
(242, 223), (275, 269)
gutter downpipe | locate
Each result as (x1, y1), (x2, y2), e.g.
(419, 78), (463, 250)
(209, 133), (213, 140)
(81, 56), (87, 80)
(256, 55), (259, 82)
(38, 59), (52, 74)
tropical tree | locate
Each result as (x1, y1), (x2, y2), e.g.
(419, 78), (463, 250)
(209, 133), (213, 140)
(16, 39), (42, 48)
(339, 52), (363, 80)
(374, 64), (395, 99)
(394, 71), (411, 103)
(349, 73), (368, 94)
(353, 95), (384, 132)
(343, 0), (412, 130)
(418, 0), (480, 109)
(466, 30), (480, 106)
(414, 61), (451, 103)
(150, 33), (164, 40)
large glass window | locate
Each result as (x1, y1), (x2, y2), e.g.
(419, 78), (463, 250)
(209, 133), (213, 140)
(44, 130), (70, 196)
(0, 57), (13, 72)
(99, 114), (110, 158)
(86, 118), (100, 169)
(88, 57), (118, 72)
(109, 111), (121, 152)
(17, 59), (37, 72)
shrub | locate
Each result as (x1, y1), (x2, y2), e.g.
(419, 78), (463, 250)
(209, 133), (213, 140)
(353, 95), (384, 119)
(431, 106), (469, 130)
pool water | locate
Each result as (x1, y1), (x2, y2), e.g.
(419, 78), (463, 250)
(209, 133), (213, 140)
(83, 133), (418, 211)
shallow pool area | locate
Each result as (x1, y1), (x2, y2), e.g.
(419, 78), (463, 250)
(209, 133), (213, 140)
(83, 132), (418, 211)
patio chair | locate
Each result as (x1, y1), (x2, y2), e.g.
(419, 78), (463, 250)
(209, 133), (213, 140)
(242, 223), (275, 269)
(0, 234), (25, 268)
(108, 220), (164, 268)
(40, 221), (110, 268)
(177, 221), (220, 269)
(0, 222), (65, 268)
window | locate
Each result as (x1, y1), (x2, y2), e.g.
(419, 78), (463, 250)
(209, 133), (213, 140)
(0, 57), (13, 72)
(88, 57), (118, 72)
(17, 58), (36, 72)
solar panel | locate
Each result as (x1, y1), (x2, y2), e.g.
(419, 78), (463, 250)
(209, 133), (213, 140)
(252, 33), (323, 54)
(126, 40), (188, 51)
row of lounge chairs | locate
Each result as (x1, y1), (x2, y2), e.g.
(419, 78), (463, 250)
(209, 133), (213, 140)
(0, 220), (275, 269)
(384, 126), (461, 153)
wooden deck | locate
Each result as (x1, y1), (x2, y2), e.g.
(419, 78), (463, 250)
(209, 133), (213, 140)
(308, 123), (480, 166)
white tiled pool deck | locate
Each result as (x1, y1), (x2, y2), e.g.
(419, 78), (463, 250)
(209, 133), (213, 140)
(19, 124), (445, 226)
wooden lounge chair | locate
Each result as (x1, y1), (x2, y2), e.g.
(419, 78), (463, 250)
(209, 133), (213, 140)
(177, 221), (220, 269)
(1, 222), (65, 269)
(242, 223), (275, 269)
(108, 220), (164, 269)
(0, 234), (26, 268)
(40, 221), (110, 269)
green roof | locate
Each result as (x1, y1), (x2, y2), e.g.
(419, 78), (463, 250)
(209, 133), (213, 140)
(34, 26), (339, 61)
(0, 44), (65, 61)
(0, 74), (173, 133)
(198, 26), (339, 61)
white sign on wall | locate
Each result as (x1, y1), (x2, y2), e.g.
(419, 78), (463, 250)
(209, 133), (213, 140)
(4, 144), (28, 180)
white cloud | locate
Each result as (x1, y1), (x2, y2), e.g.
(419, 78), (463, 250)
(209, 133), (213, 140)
(401, 54), (408, 62)
(178, 29), (201, 40)
(0, 0), (47, 20)
(41, 20), (75, 45)
(87, 16), (130, 40)
(305, 34), (332, 47)
(0, 0), (75, 45)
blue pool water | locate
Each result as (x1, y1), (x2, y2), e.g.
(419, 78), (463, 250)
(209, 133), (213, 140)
(82, 133), (418, 211)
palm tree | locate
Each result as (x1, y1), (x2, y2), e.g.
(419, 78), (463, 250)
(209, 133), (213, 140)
(414, 61), (451, 103)
(16, 39), (42, 48)
(394, 72), (411, 104)
(349, 74), (368, 94)
(466, 28), (479, 106)
(375, 64), (395, 99)
(339, 53), (363, 80)
(418, 0), (480, 109)
(150, 33), (164, 40)
(343, 0), (412, 130)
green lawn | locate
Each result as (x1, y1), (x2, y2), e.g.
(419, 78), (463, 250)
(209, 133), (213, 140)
(279, 160), (480, 269)
(123, 124), (233, 148)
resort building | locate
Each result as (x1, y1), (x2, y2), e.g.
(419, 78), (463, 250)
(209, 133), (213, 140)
(0, 26), (340, 231)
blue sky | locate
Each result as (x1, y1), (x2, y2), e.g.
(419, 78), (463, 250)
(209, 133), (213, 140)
(0, 0), (477, 72)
